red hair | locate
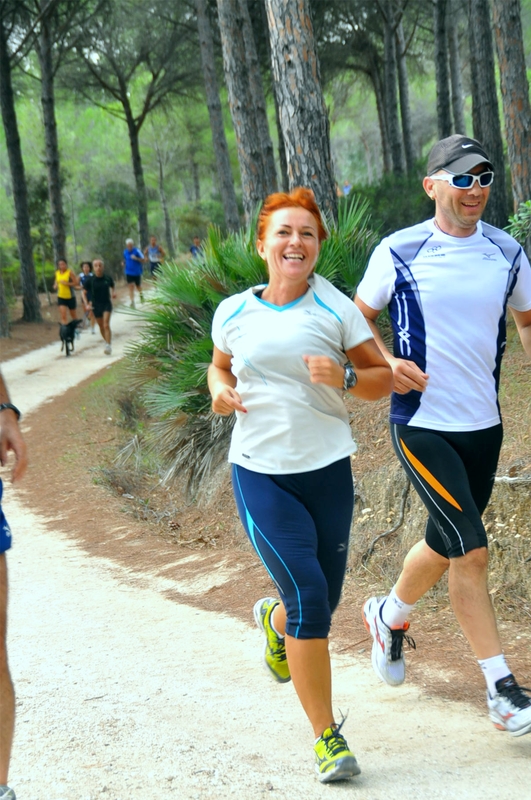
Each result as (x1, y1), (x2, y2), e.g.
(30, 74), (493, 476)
(257, 187), (328, 243)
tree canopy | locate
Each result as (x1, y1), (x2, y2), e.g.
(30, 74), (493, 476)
(2, 0), (531, 319)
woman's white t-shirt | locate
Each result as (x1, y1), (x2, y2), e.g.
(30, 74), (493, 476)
(212, 273), (372, 474)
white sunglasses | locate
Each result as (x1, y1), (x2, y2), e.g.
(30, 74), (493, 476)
(429, 171), (495, 189)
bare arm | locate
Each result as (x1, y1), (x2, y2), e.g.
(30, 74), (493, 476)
(511, 307), (531, 359)
(354, 294), (429, 395)
(303, 338), (393, 400)
(0, 372), (27, 482)
(208, 346), (247, 415)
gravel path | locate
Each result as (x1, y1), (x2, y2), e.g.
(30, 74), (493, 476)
(2, 306), (530, 799)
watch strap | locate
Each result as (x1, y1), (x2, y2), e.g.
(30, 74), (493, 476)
(0, 403), (21, 420)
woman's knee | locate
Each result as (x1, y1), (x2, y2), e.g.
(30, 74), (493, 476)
(284, 586), (331, 639)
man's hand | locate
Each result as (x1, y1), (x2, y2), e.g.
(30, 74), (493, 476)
(0, 411), (28, 483)
(303, 355), (343, 387)
(211, 385), (247, 416)
(389, 357), (429, 394)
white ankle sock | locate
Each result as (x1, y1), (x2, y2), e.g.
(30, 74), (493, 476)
(478, 654), (510, 697)
(381, 587), (415, 629)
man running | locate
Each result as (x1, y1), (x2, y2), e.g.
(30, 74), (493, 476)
(0, 372), (27, 800)
(122, 238), (145, 308)
(144, 235), (165, 276)
(355, 134), (531, 736)
(82, 259), (116, 355)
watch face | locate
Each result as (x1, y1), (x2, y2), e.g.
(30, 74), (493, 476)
(344, 367), (357, 390)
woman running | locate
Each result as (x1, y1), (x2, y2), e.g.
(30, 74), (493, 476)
(208, 188), (392, 783)
(53, 259), (78, 324)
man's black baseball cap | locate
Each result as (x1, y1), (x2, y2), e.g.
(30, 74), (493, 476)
(427, 135), (493, 175)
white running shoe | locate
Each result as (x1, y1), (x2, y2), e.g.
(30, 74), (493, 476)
(363, 596), (415, 686)
(104, 344), (112, 355)
(487, 674), (531, 736)
(0, 786), (16, 800)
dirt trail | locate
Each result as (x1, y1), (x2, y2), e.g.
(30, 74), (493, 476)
(2, 308), (530, 799)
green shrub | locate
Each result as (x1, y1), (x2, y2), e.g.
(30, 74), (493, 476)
(506, 200), (531, 246)
(349, 166), (434, 236)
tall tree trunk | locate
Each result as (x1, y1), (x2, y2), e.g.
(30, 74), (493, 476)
(265, 0), (337, 221)
(396, 20), (415, 173)
(123, 103), (149, 247)
(217, 0), (268, 221)
(0, 20), (41, 322)
(239, 0), (277, 195)
(195, 0), (240, 231)
(447, 0), (466, 134)
(468, 0), (509, 228)
(0, 263), (9, 337)
(39, 235), (52, 306)
(37, 16), (67, 263)
(273, 91), (288, 191)
(381, 1), (405, 174)
(191, 155), (201, 203)
(259, 0), (288, 191)
(433, 0), (452, 138)
(492, 0), (531, 211)
(370, 62), (392, 174)
(154, 141), (175, 258)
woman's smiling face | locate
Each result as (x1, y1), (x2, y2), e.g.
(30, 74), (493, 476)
(256, 207), (320, 287)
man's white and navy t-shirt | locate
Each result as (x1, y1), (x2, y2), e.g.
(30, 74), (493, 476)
(212, 272), (372, 474)
(357, 219), (531, 432)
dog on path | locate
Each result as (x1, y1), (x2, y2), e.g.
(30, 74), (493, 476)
(59, 319), (83, 356)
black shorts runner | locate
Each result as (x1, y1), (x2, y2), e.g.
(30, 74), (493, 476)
(391, 423), (503, 558)
(58, 296), (76, 310)
(126, 274), (142, 286)
(93, 303), (113, 317)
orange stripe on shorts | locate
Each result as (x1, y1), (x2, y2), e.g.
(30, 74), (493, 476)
(399, 438), (463, 511)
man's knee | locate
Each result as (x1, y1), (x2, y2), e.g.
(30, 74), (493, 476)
(451, 546), (489, 576)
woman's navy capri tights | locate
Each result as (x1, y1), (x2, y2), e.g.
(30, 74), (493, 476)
(232, 457), (354, 639)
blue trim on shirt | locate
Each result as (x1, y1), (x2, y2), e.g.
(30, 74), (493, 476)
(255, 294), (305, 311)
(221, 300), (247, 327)
(312, 291), (342, 323)
(386, 233), (431, 425)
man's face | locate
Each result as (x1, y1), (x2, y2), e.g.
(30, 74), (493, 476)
(126, 242), (133, 251)
(423, 163), (491, 237)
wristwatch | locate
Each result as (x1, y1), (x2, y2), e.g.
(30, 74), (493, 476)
(0, 403), (21, 420)
(343, 366), (358, 391)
